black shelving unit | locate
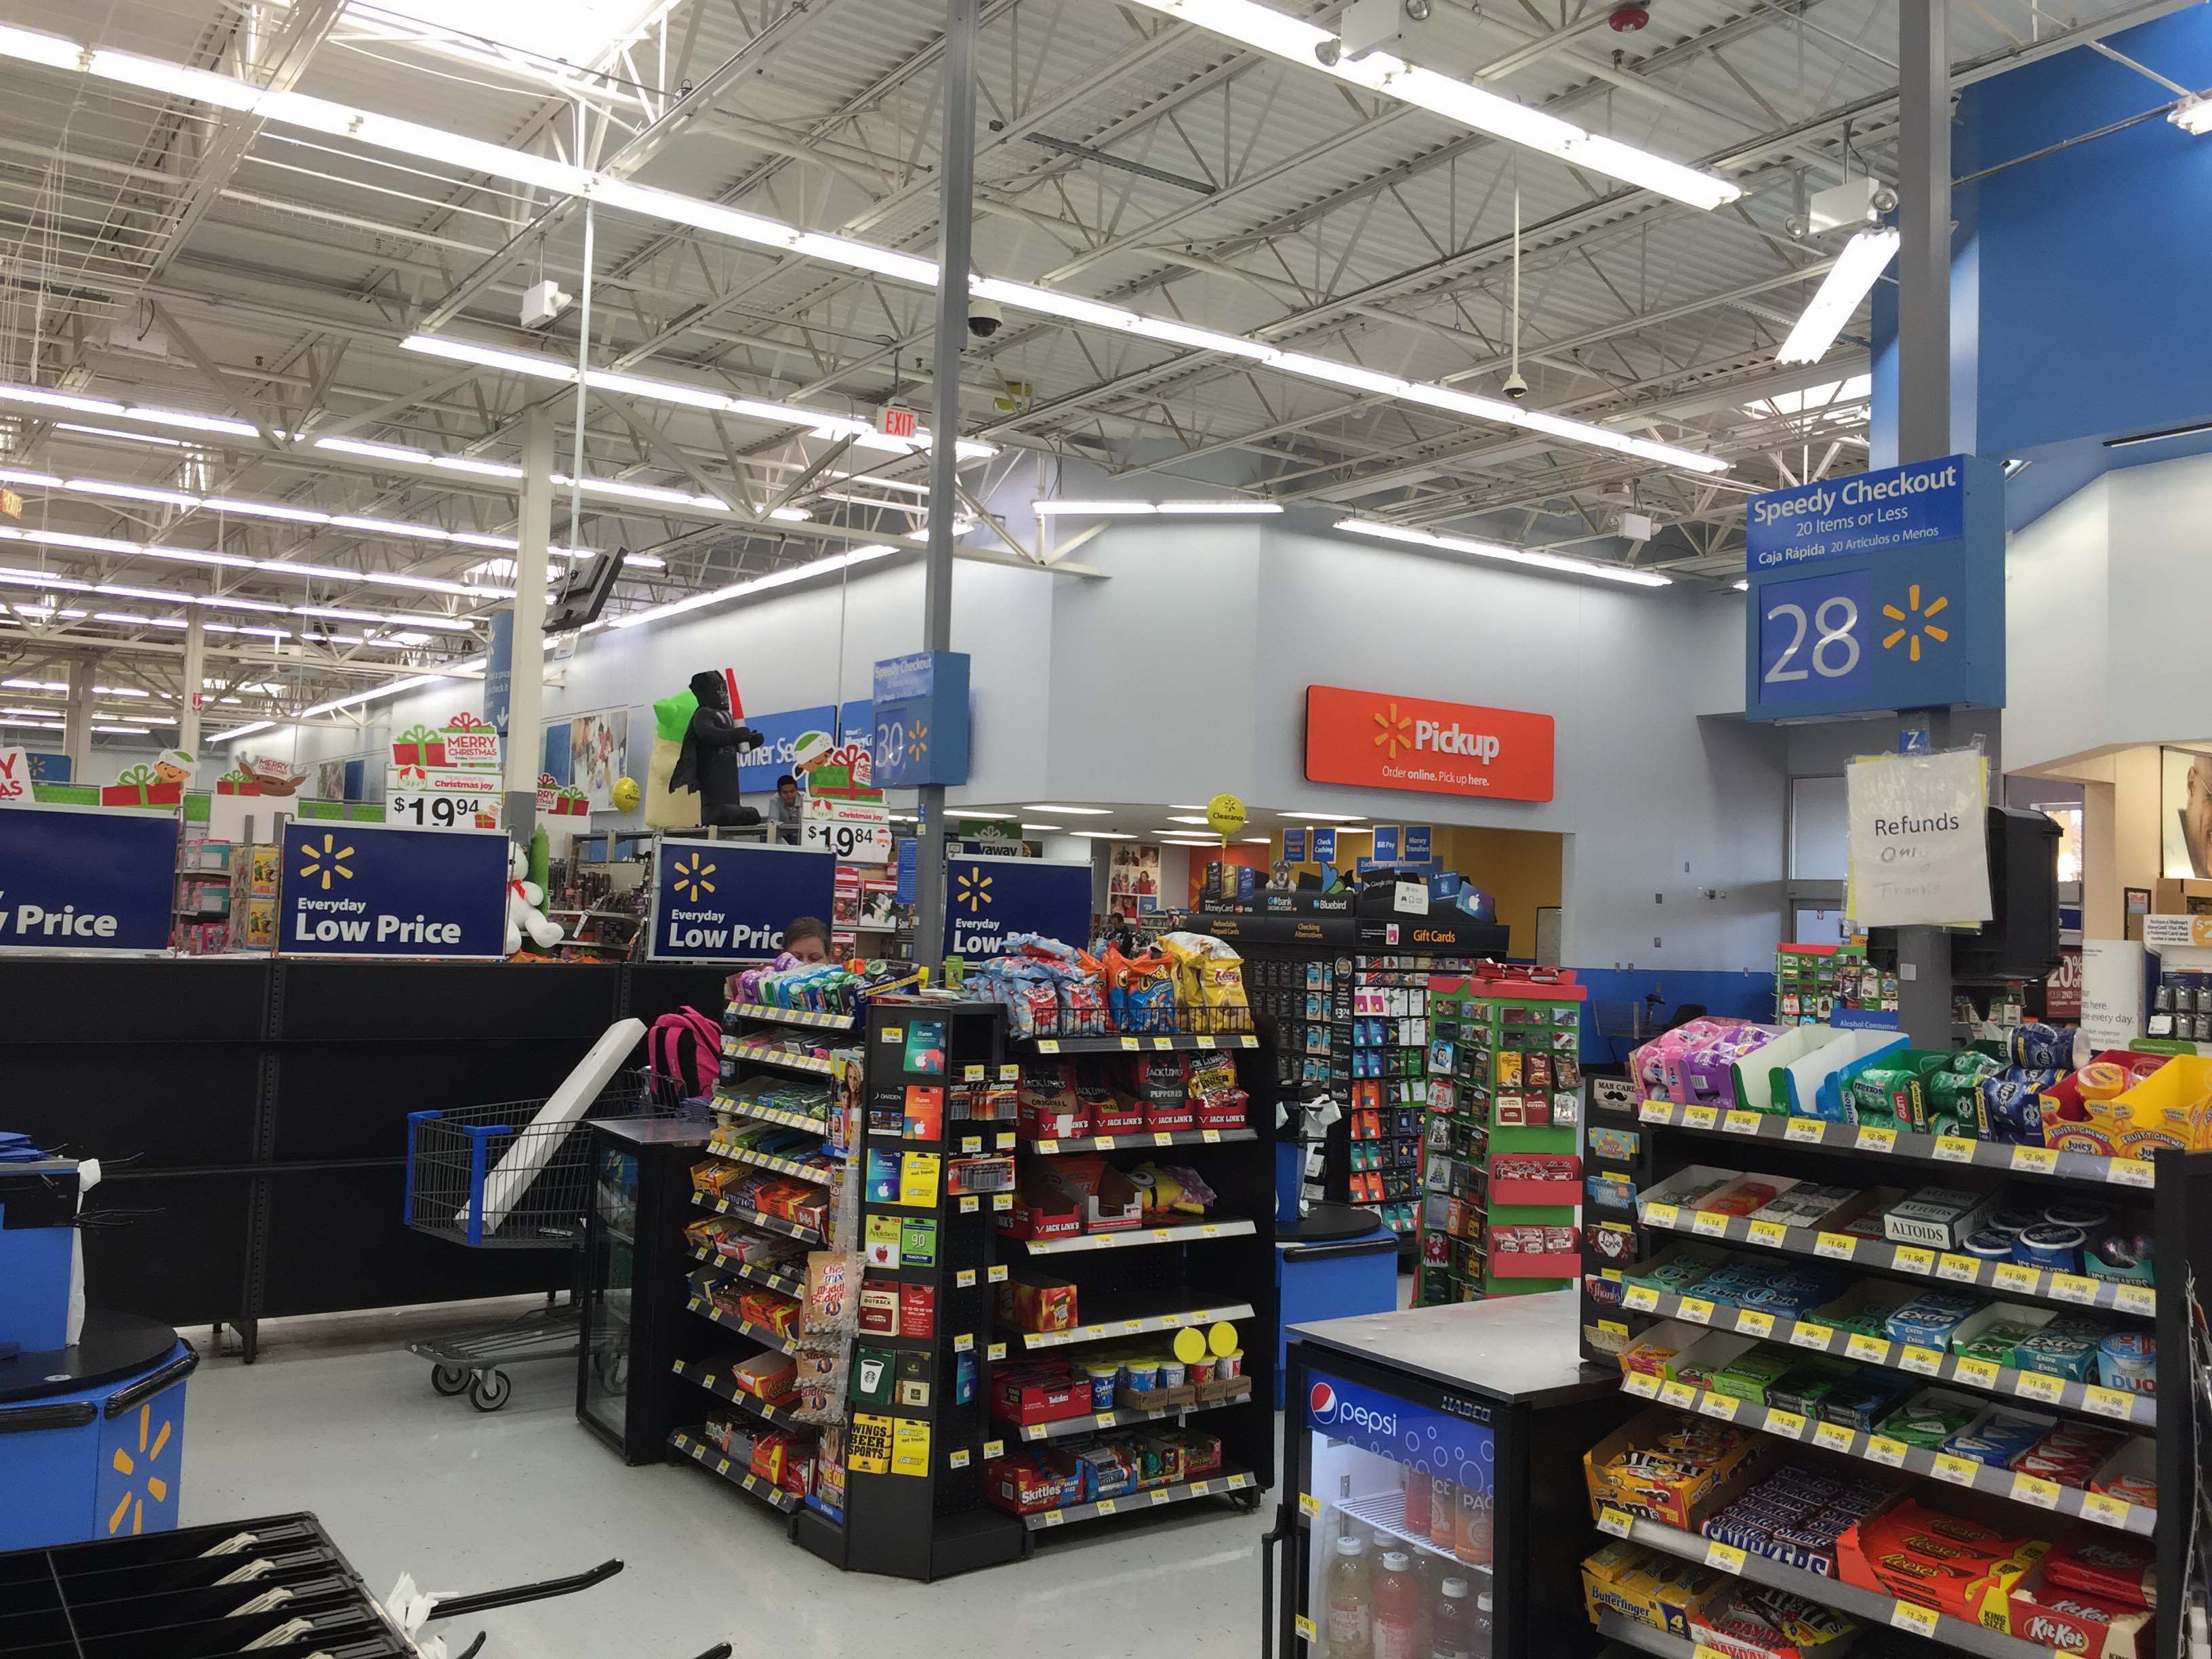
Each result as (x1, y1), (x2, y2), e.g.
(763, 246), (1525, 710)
(1584, 1090), (2209, 1659)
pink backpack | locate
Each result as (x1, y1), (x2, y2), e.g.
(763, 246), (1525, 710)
(649, 1008), (720, 1104)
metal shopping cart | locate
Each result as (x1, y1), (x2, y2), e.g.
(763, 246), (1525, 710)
(401, 1068), (684, 1411)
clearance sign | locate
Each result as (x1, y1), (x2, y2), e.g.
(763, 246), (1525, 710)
(1304, 685), (1553, 802)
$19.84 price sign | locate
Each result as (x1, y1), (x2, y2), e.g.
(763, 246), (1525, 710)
(387, 790), (499, 832)
(803, 796), (892, 863)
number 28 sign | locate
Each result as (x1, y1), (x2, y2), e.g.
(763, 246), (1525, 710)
(1744, 455), (2005, 722)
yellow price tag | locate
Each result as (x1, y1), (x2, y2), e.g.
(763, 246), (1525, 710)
(1890, 1603), (1940, 1638)
(1035, 1139), (1059, 1154)
(1722, 1110), (1761, 1134)
(1640, 1102), (1675, 1124)
(959, 1196), (979, 1213)
(960, 1136), (982, 1153)
(1763, 1408), (1808, 1438)
(1677, 1296), (1715, 1324)
(954, 1333), (975, 1351)
(2011, 1145), (2060, 1175)
(1864, 1436), (1908, 1467)
(1746, 1221), (1788, 1248)
(1994, 1263), (2041, 1294)
(1705, 1541), (1747, 1573)
(2015, 1372), (2065, 1404)
(1936, 1253), (1980, 1283)
(1790, 1322), (1835, 1350)
(1694, 1646), (1733, 1659)
(1814, 1232), (1858, 1261)
(1812, 1422), (1855, 1452)
(1298, 1492), (1322, 1518)
(1036, 1040), (1060, 1054)
(1118, 1036), (1141, 1051)
(2050, 1273), (2099, 1304)
(949, 1450), (971, 1471)
(983, 1439), (1004, 1460)
(1096, 1497), (1118, 1515)
(1295, 1615), (1318, 1645)
(1624, 1285), (1659, 1312)
(2083, 1385), (2137, 1421)
(1932, 1453), (1980, 1487)
(2117, 1284), (2156, 1315)
(1735, 1311), (1775, 1338)
(1893, 1246), (1936, 1273)
(2081, 1493), (2132, 1530)
(1201, 1128), (1222, 1143)
(1932, 1134), (1977, 1164)
(989, 1265), (1009, 1284)
(1784, 1118), (1826, 1144)
(1660, 1380), (1698, 1408)
(1700, 1393), (1740, 1421)
(1643, 1203), (1682, 1229)
(1691, 1212), (1730, 1238)
(956, 1269), (977, 1288)
(1682, 1105), (1719, 1130)
(1845, 1333), (1891, 1364)
(1856, 1124), (1898, 1153)
(987, 1342), (1006, 1361)
(1094, 1136), (1116, 1151)
(2011, 1473), (2060, 1508)
(1900, 1345), (1944, 1376)
(1189, 1480), (1212, 1496)
(1597, 1506), (1634, 1538)
(1952, 1357), (2001, 1389)
(2110, 1158), (2155, 1188)
(1624, 1372), (1660, 1398)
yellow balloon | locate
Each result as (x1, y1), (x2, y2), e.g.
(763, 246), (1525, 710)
(1205, 792), (1246, 837)
(611, 775), (640, 813)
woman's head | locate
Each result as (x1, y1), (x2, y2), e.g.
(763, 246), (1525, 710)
(785, 915), (832, 963)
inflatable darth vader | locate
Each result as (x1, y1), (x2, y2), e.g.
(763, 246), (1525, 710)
(668, 668), (767, 827)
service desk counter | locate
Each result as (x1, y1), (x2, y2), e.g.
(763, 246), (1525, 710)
(0, 957), (728, 1358)
(1271, 1292), (1634, 1659)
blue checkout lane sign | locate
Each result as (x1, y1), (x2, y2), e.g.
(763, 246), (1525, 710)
(1745, 453), (2005, 722)
(280, 820), (509, 958)
(648, 838), (836, 962)
(0, 804), (175, 954)
(943, 855), (1092, 960)
(873, 651), (970, 789)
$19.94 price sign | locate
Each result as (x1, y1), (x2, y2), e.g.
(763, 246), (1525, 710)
(387, 790), (498, 832)
(803, 796), (892, 863)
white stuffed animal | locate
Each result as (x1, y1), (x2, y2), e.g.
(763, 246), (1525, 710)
(506, 840), (565, 956)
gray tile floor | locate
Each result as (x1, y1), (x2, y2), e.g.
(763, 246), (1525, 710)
(178, 1302), (1276, 1659)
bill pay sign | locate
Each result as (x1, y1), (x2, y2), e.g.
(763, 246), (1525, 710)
(650, 838), (836, 962)
(943, 855), (1092, 960)
(1745, 455), (2005, 721)
(280, 821), (509, 956)
(0, 802), (176, 953)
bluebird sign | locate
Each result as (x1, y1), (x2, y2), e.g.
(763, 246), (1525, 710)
(1745, 454), (2005, 722)
(0, 803), (175, 954)
(648, 838), (836, 962)
(943, 855), (1092, 960)
(280, 820), (508, 958)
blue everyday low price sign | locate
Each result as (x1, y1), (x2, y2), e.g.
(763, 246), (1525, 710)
(280, 821), (509, 958)
(0, 804), (175, 953)
(648, 838), (836, 962)
(1745, 453), (2005, 722)
(943, 855), (1092, 959)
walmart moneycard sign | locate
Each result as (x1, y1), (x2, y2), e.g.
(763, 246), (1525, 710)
(647, 838), (835, 962)
(280, 821), (508, 957)
(943, 855), (1091, 960)
(0, 804), (174, 954)
(1745, 454), (2005, 721)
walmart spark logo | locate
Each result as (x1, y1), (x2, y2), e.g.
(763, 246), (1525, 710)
(956, 867), (994, 912)
(905, 721), (929, 762)
(1881, 583), (1950, 662)
(106, 1399), (178, 1536)
(1372, 701), (1413, 761)
(298, 833), (354, 890)
(672, 853), (717, 903)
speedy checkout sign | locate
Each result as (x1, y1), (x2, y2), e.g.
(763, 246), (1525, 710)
(279, 821), (509, 958)
(649, 838), (836, 962)
(1744, 453), (2005, 721)
(0, 804), (176, 954)
(1304, 686), (1554, 802)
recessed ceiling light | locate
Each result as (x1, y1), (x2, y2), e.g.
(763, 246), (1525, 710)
(1281, 811), (1366, 821)
(1165, 815), (1212, 826)
(1025, 804), (1114, 815)
(1240, 836), (1273, 844)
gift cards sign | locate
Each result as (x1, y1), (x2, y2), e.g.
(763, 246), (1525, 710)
(0, 804), (175, 953)
(279, 820), (508, 958)
(1305, 685), (1554, 802)
(647, 838), (836, 961)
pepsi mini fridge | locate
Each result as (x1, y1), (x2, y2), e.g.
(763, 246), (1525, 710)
(1269, 1293), (1631, 1659)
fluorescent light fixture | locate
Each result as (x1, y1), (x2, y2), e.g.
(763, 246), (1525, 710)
(2172, 97), (2212, 135)
(1030, 499), (1282, 516)
(1336, 516), (1674, 588)
(1117, 0), (1739, 210)
(298, 672), (447, 720)
(54, 422), (184, 447)
(1159, 836), (1223, 846)
(605, 543), (898, 629)
(2104, 417), (2212, 450)
(1240, 836), (1273, 844)
(1281, 811), (1366, 821)
(1165, 815), (1213, 826)
(1020, 823), (1063, 832)
(1777, 230), (1900, 365)
(1732, 579), (1750, 592)
(0, 29), (1723, 474)
(1023, 804), (1115, 815)
(1067, 830), (1138, 840)
(210, 720), (276, 743)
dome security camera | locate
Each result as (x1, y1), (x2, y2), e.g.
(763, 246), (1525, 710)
(968, 297), (1004, 340)
(1502, 370), (1530, 401)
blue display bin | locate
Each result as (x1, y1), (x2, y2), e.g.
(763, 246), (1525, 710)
(0, 1314), (195, 1551)
(1273, 1204), (1400, 1409)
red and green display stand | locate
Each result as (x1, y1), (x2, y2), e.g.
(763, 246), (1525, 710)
(1416, 972), (1584, 1306)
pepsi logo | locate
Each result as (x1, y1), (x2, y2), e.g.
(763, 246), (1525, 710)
(1308, 1378), (1397, 1438)
(1310, 1382), (1336, 1418)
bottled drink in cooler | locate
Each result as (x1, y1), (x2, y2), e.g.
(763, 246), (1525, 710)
(1454, 1484), (1494, 1568)
(1326, 1533), (1372, 1659)
(1471, 1589), (1494, 1658)
(1429, 1576), (1474, 1659)
(1370, 1550), (1418, 1659)
(1428, 1476), (1458, 1551)
(1413, 1549), (1452, 1658)
(1403, 1465), (1431, 1536)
